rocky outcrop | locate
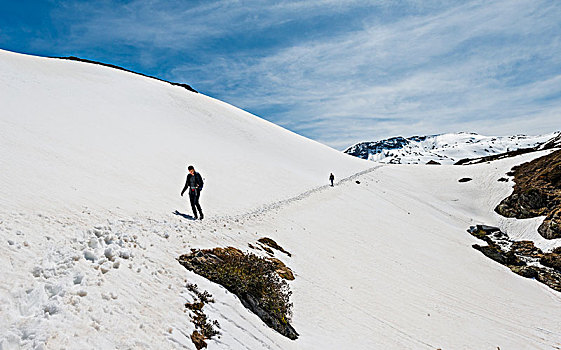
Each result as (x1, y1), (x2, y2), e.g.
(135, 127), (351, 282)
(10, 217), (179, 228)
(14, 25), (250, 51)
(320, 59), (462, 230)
(268, 258), (295, 280)
(495, 150), (561, 239)
(344, 136), (418, 160)
(468, 225), (561, 292)
(178, 247), (298, 340)
(258, 237), (292, 257)
(184, 283), (220, 350)
(540, 251), (561, 272)
(539, 208), (561, 239)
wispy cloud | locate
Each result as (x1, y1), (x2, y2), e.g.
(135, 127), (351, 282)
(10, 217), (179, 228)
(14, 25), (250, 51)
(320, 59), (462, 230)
(3, 0), (560, 149)
(169, 0), (561, 148)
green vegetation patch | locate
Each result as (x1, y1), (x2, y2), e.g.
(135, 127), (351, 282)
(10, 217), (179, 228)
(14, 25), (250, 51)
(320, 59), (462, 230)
(178, 247), (298, 340)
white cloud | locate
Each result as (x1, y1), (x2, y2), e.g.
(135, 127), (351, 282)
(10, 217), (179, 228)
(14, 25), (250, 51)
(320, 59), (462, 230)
(169, 0), (561, 149)
(43, 0), (561, 149)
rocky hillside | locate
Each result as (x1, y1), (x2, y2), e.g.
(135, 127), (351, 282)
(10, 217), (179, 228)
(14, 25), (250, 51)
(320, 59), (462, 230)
(495, 149), (561, 239)
(344, 132), (560, 164)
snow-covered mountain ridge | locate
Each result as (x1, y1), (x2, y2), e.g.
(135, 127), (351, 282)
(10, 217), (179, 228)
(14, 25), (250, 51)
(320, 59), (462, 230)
(345, 131), (560, 164)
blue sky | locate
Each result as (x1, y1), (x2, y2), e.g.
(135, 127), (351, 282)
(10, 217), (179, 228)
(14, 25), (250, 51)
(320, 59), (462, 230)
(1, 0), (560, 149)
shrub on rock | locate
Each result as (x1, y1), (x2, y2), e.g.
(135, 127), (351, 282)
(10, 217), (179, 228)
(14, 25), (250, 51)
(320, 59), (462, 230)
(178, 247), (298, 339)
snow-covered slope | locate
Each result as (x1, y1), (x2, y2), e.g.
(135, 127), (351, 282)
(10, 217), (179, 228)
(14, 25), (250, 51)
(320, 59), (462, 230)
(0, 49), (368, 217)
(1, 49), (561, 349)
(345, 132), (560, 164)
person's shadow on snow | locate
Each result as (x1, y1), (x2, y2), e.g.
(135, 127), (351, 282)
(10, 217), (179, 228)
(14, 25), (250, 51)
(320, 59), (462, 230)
(173, 210), (197, 220)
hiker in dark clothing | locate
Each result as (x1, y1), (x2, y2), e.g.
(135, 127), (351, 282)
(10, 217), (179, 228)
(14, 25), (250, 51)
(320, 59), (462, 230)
(181, 165), (204, 220)
(329, 173), (335, 186)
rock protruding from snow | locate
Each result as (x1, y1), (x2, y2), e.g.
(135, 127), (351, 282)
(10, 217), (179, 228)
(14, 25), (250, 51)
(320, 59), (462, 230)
(178, 247), (298, 340)
(495, 149), (561, 239)
(468, 225), (561, 292)
(344, 132), (560, 164)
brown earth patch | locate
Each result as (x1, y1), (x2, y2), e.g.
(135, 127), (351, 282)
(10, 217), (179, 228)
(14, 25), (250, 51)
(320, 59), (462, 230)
(258, 237), (292, 256)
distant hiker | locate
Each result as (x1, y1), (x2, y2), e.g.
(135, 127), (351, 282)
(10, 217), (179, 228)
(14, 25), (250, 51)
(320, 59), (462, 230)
(181, 165), (204, 220)
(329, 173), (335, 187)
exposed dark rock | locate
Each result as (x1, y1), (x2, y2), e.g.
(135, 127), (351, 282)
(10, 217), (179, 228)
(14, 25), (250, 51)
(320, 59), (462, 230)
(495, 150), (561, 239)
(268, 258), (295, 280)
(467, 225), (501, 242)
(468, 224), (561, 292)
(258, 245), (275, 255)
(472, 244), (524, 266)
(535, 270), (561, 291)
(426, 160), (441, 165)
(258, 237), (292, 257)
(538, 209), (561, 239)
(240, 293), (298, 340)
(344, 136), (422, 160)
(496, 190), (549, 218)
(510, 240), (543, 258)
(510, 265), (540, 279)
(190, 331), (207, 350)
(184, 283), (220, 350)
(540, 253), (561, 273)
(178, 247), (298, 340)
(458, 177), (472, 183)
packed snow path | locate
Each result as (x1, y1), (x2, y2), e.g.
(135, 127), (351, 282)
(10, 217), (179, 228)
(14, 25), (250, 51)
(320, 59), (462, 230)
(208, 164), (385, 224)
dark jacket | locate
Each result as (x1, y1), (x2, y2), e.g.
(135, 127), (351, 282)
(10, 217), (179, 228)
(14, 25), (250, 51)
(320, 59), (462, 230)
(181, 172), (204, 195)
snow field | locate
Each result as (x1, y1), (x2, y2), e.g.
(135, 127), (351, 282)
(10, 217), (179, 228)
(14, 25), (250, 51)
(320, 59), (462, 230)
(2, 151), (561, 349)
(1, 48), (561, 349)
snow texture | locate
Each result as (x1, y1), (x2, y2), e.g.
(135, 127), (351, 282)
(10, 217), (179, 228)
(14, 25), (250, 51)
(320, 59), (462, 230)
(1, 49), (561, 349)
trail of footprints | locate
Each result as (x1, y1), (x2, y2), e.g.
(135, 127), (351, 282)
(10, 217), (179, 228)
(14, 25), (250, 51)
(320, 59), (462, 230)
(5, 167), (383, 347)
(2, 212), (218, 349)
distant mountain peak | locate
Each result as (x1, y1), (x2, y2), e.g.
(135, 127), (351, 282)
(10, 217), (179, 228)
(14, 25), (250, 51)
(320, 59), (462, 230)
(344, 131), (561, 164)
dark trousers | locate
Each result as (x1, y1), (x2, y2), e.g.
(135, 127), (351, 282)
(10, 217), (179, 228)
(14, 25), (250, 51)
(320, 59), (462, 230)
(189, 189), (202, 217)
